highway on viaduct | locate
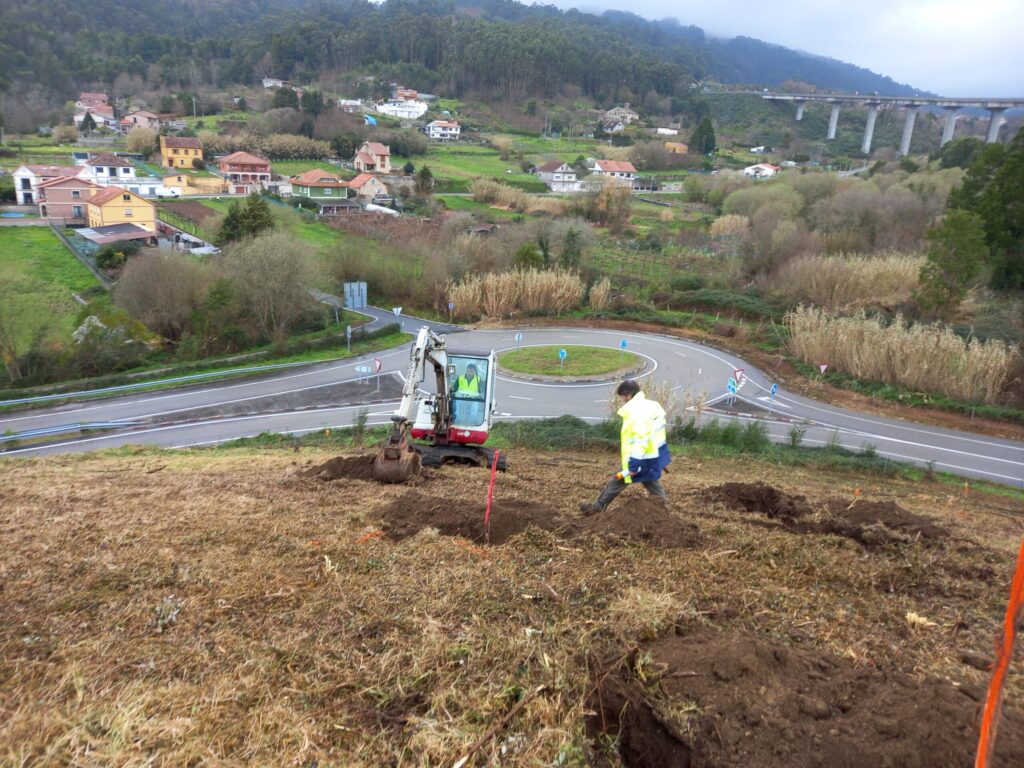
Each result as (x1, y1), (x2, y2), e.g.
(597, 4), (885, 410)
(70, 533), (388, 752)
(2, 319), (1023, 486)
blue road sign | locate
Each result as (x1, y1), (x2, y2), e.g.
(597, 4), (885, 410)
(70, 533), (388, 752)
(770, 383), (779, 396)
(515, 332), (523, 343)
(727, 381), (738, 394)
(559, 348), (567, 360)
(448, 302), (454, 311)
(620, 339), (628, 350)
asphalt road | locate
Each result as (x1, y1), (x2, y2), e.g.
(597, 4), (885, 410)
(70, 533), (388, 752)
(2, 326), (1023, 486)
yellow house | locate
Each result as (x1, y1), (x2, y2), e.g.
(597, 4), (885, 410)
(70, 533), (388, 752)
(160, 135), (205, 169)
(86, 186), (156, 231)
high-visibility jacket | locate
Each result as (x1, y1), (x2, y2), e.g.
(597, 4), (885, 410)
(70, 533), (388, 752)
(618, 392), (671, 484)
(455, 373), (481, 396)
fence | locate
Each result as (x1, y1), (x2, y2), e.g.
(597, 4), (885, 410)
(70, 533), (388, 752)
(49, 222), (112, 289)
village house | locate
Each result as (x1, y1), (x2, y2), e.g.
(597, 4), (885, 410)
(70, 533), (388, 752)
(119, 110), (161, 132)
(592, 159), (637, 185)
(743, 163), (781, 178)
(425, 120), (460, 141)
(78, 153), (137, 185)
(374, 99), (428, 120)
(160, 136), (204, 169)
(12, 164), (85, 205)
(346, 173), (389, 201)
(86, 186), (157, 232)
(604, 104), (639, 124)
(262, 77), (286, 89)
(535, 161), (579, 193)
(289, 168), (350, 200)
(217, 151), (271, 186)
(75, 92), (108, 111)
(656, 127), (679, 136)
(600, 119), (626, 134)
(394, 87), (418, 100)
(337, 99), (364, 112)
(35, 176), (99, 224)
(353, 142), (392, 174)
(74, 104), (118, 131)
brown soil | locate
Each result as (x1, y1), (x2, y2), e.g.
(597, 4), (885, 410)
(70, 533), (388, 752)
(158, 200), (219, 225)
(705, 482), (947, 547)
(506, 317), (1024, 442)
(589, 626), (1024, 768)
(302, 454), (379, 482)
(376, 491), (702, 548)
(581, 496), (703, 549)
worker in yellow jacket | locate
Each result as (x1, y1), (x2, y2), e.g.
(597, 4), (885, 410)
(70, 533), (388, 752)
(580, 379), (670, 514)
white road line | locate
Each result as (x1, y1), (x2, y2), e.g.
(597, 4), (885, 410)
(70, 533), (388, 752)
(507, 395), (533, 400)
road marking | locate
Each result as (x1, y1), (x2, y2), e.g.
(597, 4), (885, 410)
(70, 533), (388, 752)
(757, 396), (791, 409)
(507, 395), (533, 400)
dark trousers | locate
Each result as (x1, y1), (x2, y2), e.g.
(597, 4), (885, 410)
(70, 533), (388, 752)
(595, 475), (666, 510)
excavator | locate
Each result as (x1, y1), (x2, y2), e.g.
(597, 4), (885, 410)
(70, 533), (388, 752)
(373, 326), (507, 482)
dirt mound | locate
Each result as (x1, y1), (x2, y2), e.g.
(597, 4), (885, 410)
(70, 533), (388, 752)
(705, 482), (812, 521)
(582, 497), (702, 549)
(302, 455), (379, 482)
(589, 626), (1024, 768)
(376, 491), (574, 544)
(705, 482), (946, 547)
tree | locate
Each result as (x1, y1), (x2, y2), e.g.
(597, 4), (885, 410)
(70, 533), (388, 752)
(514, 243), (543, 269)
(218, 202), (246, 244)
(220, 232), (319, 340)
(403, 161), (415, 175)
(126, 127), (158, 154)
(79, 112), (96, 133)
(300, 89), (325, 116)
(114, 254), (210, 341)
(948, 130), (1024, 289)
(241, 192), (274, 235)
(415, 165), (434, 195)
(52, 125), (77, 143)
(560, 227), (583, 268)
(236, 96), (248, 112)
(913, 210), (988, 317)
(690, 116), (716, 155)
(271, 87), (299, 110)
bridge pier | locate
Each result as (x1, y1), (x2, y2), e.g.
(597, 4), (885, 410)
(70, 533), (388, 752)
(862, 104), (879, 154)
(941, 108), (960, 146)
(827, 103), (841, 140)
(986, 108), (1006, 143)
(899, 107), (919, 156)
(795, 101), (806, 121)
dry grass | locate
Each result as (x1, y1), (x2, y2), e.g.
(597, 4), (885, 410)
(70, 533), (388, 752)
(588, 277), (612, 312)
(767, 252), (925, 311)
(786, 305), (1020, 403)
(469, 179), (567, 215)
(709, 214), (749, 239)
(448, 268), (584, 319)
(1, 446), (1020, 765)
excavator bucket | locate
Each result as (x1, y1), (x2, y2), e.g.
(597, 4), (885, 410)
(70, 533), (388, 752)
(373, 426), (422, 483)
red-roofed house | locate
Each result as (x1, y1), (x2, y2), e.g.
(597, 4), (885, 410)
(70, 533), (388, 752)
(743, 163), (782, 178)
(36, 176), (100, 224)
(394, 87), (418, 100)
(160, 135), (204, 169)
(76, 92), (108, 110)
(86, 186), (156, 231)
(12, 164), (86, 204)
(425, 120), (460, 141)
(289, 168), (350, 200)
(353, 142), (391, 174)
(120, 110), (161, 132)
(74, 104), (118, 131)
(593, 159), (637, 185)
(347, 173), (389, 201)
(218, 152), (271, 185)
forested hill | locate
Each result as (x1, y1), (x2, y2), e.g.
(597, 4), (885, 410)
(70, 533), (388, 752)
(0, 0), (917, 104)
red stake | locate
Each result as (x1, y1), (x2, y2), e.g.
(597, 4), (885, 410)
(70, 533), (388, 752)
(484, 450), (501, 545)
(975, 537), (1024, 768)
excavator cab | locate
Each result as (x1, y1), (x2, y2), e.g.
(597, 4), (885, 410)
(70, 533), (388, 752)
(448, 354), (490, 431)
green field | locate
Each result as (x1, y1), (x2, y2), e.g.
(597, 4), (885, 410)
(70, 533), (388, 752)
(425, 144), (548, 192)
(499, 344), (640, 376)
(435, 195), (524, 219)
(270, 160), (352, 179)
(0, 228), (103, 347)
(185, 111), (251, 131)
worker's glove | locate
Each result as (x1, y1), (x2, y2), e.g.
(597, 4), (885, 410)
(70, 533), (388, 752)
(615, 470), (635, 481)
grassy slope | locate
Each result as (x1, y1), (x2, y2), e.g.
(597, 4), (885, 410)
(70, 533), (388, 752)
(0, 443), (1019, 763)
(0, 228), (101, 346)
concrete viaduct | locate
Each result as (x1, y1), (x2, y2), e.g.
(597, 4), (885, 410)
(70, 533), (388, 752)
(762, 93), (1024, 155)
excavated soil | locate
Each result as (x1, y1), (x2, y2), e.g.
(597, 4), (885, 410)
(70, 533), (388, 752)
(704, 482), (946, 547)
(302, 455), (379, 482)
(580, 497), (703, 549)
(589, 626), (1024, 768)
(377, 491), (702, 548)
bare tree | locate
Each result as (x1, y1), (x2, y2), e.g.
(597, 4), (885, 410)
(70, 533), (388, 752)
(114, 254), (211, 342)
(220, 232), (320, 340)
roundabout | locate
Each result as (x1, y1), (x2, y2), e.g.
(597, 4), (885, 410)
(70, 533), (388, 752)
(497, 344), (646, 382)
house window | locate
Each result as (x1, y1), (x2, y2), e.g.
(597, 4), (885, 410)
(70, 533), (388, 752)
(173, 148), (179, 154)
(71, 190), (81, 199)
(124, 208), (133, 217)
(72, 205), (83, 217)
(19, 178), (31, 190)
(121, 167), (130, 174)
(324, 188), (332, 195)
(122, 194), (131, 201)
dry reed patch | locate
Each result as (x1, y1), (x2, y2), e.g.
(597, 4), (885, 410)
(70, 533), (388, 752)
(768, 251), (925, 311)
(447, 268), (584, 320)
(786, 305), (1019, 403)
(470, 179), (568, 215)
(0, 449), (1020, 765)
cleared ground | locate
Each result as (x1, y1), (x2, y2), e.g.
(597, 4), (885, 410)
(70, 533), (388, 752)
(2, 442), (1021, 765)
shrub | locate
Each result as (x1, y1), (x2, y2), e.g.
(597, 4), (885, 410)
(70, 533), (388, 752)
(470, 179), (567, 215)
(785, 305), (1019, 404)
(447, 268), (584, 319)
(766, 252), (925, 311)
(589, 277), (612, 311)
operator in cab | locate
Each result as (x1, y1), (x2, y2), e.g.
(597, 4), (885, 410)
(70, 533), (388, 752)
(452, 363), (483, 425)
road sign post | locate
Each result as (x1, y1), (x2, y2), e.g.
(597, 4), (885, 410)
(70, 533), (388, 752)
(514, 331), (523, 349)
(346, 324), (352, 353)
(727, 377), (738, 406)
(769, 382), (778, 416)
(559, 347), (567, 372)
(448, 301), (454, 323)
(392, 306), (402, 332)
(374, 357), (382, 392)
(619, 338), (627, 362)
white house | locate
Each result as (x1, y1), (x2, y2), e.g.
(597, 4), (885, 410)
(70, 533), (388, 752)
(656, 127), (679, 136)
(12, 164), (85, 204)
(78, 153), (137, 185)
(592, 159), (637, 185)
(73, 105), (119, 131)
(120, 110), (161, 133)
(337, 99), (364, 112)
(262, 77), (285, 89)
(743, 163), (781, 178)
(604, 105), (639, 124)
(374, 99), (428, 120)
(353, 142), (392, 174)
(425, 120), (460, 141)
(535, 161), (579, 193)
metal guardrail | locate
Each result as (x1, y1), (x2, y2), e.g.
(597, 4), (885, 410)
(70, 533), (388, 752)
(0, 421), (140, 443)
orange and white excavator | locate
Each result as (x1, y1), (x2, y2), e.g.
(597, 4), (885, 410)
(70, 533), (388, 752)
(373, 326), (506, 482)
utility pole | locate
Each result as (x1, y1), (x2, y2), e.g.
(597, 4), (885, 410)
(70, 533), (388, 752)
(192, 97), (197, 119)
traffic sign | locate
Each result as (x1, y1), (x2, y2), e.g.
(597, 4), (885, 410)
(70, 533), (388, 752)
(619, 339), (628, 350)
(770, 383), (779, 396)
(514, 332), (523, 343)
(373, 357), (382, 372)
(346, 324), (352, 339)
(448, 302), (454, 311)
(558, 348), (567, 360)
(733, 368), (745, 384)
(392, 307), (402, 316)
(819, 364), (828, 374)
(727, 381), (738, 394)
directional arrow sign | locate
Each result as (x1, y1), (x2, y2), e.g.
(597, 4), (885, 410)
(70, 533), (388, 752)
(374, 357), (382, 372)
(620, 339), (628, 350)
(727, 381), (738, 394)
(346, 325), (352, 339)
(770, 383), (778, 396)
(559, 348), (567, 360)
(514, 332), (523, 343)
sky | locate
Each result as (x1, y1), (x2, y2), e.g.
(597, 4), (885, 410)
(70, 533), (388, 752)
(555, 0), (1024, 97)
